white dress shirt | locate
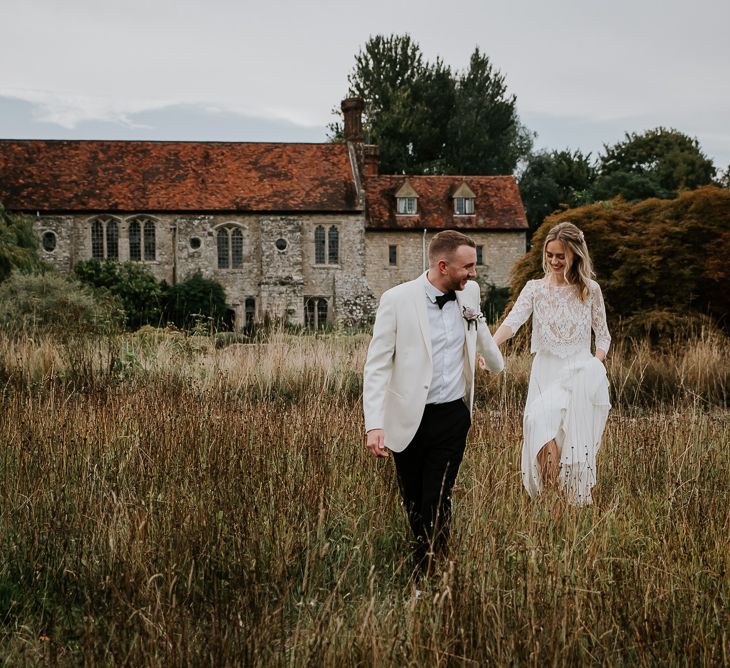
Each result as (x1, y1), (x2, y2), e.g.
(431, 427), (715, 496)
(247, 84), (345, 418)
(422, 272), (466, 404)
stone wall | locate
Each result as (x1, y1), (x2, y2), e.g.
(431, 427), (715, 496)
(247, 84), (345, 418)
(33, 214), (524, 328)
(364, 229), (526, 300)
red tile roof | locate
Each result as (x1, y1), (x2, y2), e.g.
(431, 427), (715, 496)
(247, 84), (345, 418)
(0, 140), (360, 212)
(364, 175), (527, 230)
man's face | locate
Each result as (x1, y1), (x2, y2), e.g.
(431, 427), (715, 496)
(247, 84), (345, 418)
(441, 245), (477, 291)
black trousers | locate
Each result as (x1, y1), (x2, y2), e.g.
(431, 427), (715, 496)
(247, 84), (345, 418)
(393, 399), (471, 573)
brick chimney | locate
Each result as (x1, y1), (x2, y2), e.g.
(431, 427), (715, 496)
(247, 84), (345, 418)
(341, 97), (364, 143)
(362, 145), (379, 176)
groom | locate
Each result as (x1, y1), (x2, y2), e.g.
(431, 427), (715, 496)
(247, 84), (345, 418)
(363, 230), (504, 573)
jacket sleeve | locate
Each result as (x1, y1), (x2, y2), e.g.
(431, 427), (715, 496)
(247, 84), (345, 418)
(474, 283), (504, 373)
(362, 291), (397, 432)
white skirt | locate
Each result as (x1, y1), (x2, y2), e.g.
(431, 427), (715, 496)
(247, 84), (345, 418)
(521, 350), (611, 506)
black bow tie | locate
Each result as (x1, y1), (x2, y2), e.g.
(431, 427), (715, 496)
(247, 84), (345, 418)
(435, 290), (457, 309)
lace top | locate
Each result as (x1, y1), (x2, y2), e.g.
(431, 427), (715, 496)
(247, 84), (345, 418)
(503, 278), (611, 358)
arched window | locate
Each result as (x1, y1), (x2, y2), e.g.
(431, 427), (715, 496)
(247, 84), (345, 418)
(304, 297), (329, 329)
(91, 220), (104, 260)
(129, 221), (141, 261)
(328, 226), (339, 264)
(317, 298), (328, 328)
(216, 225), (245, 270)
(143, 221), (156, 260)
(106, 220), (119, 260)
(231, 228), (243, 269)
(217, 229), (230, 269)
(245, 297), (256, 328)
(314, 225), (325, 264)
(90, 217), (122, 261)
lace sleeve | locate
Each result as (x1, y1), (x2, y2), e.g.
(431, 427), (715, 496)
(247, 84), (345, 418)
(503, 280), (535, 335)
(591, 282), (611, 353)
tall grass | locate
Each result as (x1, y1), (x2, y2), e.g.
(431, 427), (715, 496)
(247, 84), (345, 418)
(0, 330), (727, 665)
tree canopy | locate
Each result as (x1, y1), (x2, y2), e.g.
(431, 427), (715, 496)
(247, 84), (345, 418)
(330, 34), (532, 175)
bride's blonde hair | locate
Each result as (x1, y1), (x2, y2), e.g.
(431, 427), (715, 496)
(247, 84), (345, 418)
(542, 221), (594, 302)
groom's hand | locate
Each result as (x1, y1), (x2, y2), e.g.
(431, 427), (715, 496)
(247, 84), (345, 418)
(365, 429), (389, 458)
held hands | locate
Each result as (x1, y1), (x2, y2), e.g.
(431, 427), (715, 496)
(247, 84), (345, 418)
(365, 429), (389, 458)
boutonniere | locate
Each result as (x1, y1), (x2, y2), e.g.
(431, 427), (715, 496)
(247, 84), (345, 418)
(462, 305), (483, 330)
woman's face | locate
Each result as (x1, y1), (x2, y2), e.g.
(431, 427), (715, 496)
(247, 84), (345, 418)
(545, 239), (572, 277)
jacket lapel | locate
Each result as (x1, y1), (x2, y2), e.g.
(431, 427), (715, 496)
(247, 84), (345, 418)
(414, 279), (432, 360)
(456, 289), (475, 379)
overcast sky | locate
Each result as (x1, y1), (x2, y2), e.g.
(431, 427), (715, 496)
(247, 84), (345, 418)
(2, 0), (729, 169)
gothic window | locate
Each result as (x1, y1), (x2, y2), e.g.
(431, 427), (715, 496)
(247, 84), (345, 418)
(328, 226), (339, 264)
(143, 220), (156, 260)
(245, 297), (256, 328)
(217, 229), (230, 269)
(231, 228), (243, 269)
(217, 225), (244, 270)
(314, 225), (325, 264)
(129, 221), (141, 261)
(304, 297), (328, 329)
(317, 298), (328, 328)
(91, 220), (104, 260)
(106, 220), (119, 260)
(91, 217), (122, 261)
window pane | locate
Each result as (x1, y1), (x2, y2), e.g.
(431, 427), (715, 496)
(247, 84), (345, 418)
(231, 228), (243, 268)
(328, 226), (339, 264)
(91, 220), (104, 260)
(465, 197), (474, 214)
(407, 198), (417, 214)
(245, 297), (255, 328)
(388, 245), (397, 266)
(143, 221), (156, 260)
(476, 245), (483, 265)
(317, 298), (328, 329)
(217, 229), (229, 269)
(455, 198), (464, 215)
(304, 298), (315, 328)
(129, 221), (141, 261)
(314, 226), (325, 264)
(106, 219), (119, 260)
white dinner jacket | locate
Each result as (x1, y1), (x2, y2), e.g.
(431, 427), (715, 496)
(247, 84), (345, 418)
(363, 276), (504, 453)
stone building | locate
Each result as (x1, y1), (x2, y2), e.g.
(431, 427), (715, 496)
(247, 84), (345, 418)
(0, 99), (528, 328)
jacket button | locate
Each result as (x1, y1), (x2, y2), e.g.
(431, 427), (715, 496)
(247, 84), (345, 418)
(424, 385), (428, 389)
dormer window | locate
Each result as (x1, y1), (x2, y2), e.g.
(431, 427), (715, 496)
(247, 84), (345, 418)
(453, 181), (476, 216)
(395, 178), (419, 216)
(397, 197), (417, 215)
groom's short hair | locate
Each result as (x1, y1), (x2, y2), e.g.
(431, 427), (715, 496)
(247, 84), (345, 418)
(428, 230), (476, 265)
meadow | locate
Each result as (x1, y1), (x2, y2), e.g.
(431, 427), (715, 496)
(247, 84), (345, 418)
(0, 329), (727, 666)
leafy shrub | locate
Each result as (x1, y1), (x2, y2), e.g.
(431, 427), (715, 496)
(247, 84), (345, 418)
(164, 272), (229, 331)
(0, 204), (42, 281)
(507, 186), (730, 338)
(0, 272), (121, 336)
(74, 260), (165, 330)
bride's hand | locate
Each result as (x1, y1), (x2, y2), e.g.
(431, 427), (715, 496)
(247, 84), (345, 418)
(478, 354), (486, 370)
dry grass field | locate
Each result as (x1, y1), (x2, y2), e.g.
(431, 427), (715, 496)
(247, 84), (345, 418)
(0, 330), (728, 666)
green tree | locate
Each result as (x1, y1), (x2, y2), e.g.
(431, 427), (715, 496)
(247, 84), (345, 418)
(74, 260), (164, 330)
(0, 204), (42, 281)
(164, 272), (228, 331)
(330, 35), (530, 175)
(445, 48), (533, 175)
(592, 127), (716, 200)
(518, 149), (596, 234)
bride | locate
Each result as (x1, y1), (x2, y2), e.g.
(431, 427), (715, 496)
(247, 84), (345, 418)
(492, 221), (611, 505)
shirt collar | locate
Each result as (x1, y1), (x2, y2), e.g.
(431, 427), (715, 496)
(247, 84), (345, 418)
(422, 271), (444, 304)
